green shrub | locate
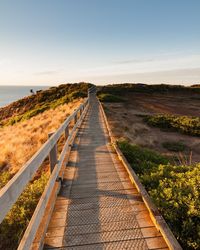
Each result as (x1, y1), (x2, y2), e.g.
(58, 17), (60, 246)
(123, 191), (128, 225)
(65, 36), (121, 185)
(162, 141), (187, 152)
(149, 164), (200, 249)
(6, 115), (23, 126)
(68, 90), (87, 100)
(98, 93), (125, 102)
(118, 140), (168, 175)
(21, 105), (49, 121)
(118, 140), (200, 249)
(0, 171), (12, 189)
(0, 172), (48, 250)
(144, 114), (200, 136)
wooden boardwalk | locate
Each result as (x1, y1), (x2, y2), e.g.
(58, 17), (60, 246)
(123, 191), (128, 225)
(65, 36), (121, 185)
(43, 95), (169, 250)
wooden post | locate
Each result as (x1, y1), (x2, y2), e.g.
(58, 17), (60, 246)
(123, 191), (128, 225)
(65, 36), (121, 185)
(88, 89), (90, 103)
(74, 114), (77, 125)
(65, 126), (69, 140)
(48, 132), (58, 172)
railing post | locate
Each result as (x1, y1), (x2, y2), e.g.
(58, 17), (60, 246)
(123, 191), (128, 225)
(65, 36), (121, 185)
(65, 125), (69, 140)
(88, 89), (91, 102)
(48, 132), (58, 172)
(80, 106), (83, 117)
(74, 113), (77, 125)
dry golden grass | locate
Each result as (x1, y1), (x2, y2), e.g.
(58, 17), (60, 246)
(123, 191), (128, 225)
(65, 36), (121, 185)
(0, 99), (83, 174)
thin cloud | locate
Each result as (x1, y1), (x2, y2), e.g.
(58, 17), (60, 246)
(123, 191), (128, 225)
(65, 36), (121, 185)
(87, 67), (200, 85)
(34, 71), (58, 76)
(113, 52), (200, 65)
(114, 58), (154, 64)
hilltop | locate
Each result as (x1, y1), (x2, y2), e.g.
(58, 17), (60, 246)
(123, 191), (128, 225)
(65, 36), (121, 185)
(0, 82), (91, 126)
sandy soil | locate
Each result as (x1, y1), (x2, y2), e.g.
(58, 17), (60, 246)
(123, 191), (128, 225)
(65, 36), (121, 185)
(104, 92), (200, 163)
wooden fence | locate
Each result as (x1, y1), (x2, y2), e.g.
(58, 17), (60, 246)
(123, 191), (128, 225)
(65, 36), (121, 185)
(0, 86), (95, 249)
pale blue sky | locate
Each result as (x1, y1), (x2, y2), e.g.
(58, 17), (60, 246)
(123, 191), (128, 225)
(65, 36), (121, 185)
(0, 0), (200, 85)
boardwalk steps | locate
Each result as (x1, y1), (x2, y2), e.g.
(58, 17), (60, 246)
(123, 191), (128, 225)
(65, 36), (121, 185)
(0, 86), (182, 250)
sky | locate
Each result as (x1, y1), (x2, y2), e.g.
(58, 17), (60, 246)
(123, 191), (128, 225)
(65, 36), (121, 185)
(0, 0), (200, 86)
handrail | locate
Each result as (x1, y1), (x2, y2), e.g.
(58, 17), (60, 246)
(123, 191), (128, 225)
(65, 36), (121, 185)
(18, 100), (89, 250)
(0, 96), (89, 224)
(88, 85), (96, 93)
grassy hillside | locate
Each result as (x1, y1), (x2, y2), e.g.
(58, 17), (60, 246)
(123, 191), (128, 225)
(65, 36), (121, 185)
(0, 82), (90, 249)
(0, 82), (91, 174)
(0, 99), (82, 175)
(0, 82), (91, 126)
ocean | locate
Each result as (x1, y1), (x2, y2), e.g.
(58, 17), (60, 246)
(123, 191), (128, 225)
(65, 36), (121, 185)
(0, 85), (49, 108)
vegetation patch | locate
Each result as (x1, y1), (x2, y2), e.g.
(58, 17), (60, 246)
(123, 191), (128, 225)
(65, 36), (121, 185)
(4, 90), (87, 126)
(144, 114), (200, 136)
(162, 141), (187, 152)
(118, 140), (200, 249)
(0, 171), (12, 189)
(0, 172), (48, 250)
(118, 140), (169, 175)
(97, 83), (200, 95)
(98, 93), (125, 102)
(0, 82), (91, 127)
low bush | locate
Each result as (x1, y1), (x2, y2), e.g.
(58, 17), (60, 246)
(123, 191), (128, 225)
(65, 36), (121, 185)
(118, 140), (168, 175)
(0, 171), (12, 189)
(144, 114), (200, 136)
(118, 140), (200, 249)
(98, 93), (125, 102)
(162, 141), (187, 152)
(148, 164), (200, 250)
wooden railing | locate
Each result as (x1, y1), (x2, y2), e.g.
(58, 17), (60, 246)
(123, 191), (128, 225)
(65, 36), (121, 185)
(0, 87), (93, 249)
